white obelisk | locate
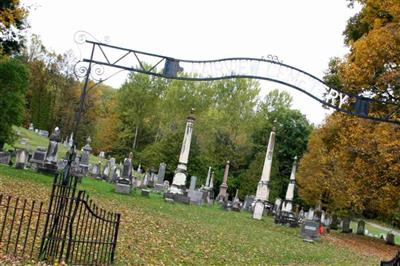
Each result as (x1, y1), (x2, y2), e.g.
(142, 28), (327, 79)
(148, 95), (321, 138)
(282, 156), (297, 213)
(169, 109), (195, 194)
(253, 128), (276, 220)
(205, 166), (211, 187)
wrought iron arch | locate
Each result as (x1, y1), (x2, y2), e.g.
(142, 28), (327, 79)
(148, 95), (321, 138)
(73, 31), (400, 125)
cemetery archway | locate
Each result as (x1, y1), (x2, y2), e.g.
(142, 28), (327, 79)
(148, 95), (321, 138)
(73, 31), (400, 133)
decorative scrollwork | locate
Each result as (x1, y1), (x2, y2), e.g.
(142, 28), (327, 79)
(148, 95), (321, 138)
(91, 64), (105, 81)
(262, 55), (283, 63)
(74, 61), (89, 78)
(73, 61), (105, 82)
(74, 30), (101, 45)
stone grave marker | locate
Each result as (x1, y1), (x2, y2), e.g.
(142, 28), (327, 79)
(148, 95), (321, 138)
(300, 220), (320, 241)
(30, 147), (47, 167)
(386, 233), (395, 245)
(0, 151), (11, 165)
(115, 178), (132, 194)
(357, 220), (365, 235)
(188, 190), (204, 205)
(189, 176), (197, 191)
(157, 162), (166, 184)
(79, 136), (92, 175)
(15, 149), (28, 169)
(341, 216), (352, 233)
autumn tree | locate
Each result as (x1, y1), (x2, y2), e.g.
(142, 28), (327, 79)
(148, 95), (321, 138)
(0, 0), (28, 55)
(298, 0), (400, 223)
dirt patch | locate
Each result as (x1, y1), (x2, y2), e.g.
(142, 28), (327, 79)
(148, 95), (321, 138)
(324, 231), (399, 261)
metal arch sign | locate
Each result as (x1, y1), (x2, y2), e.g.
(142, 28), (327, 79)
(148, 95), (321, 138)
(73, 33), (400, 125)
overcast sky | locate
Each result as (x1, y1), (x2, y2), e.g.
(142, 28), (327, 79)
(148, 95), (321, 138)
(22, 0), (360, 125)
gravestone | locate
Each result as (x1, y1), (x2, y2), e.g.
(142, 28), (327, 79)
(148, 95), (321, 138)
(39, 127), (60, 174)
(19, 138), (28, 145)
(242, 195), (255, 212)
(300, 220), (320, 241)
(57, 159), (68, 171)
(79, 136), (92, 175)
(232, 190), (241, 212)
(38, 129), (49, 138)
(90, 163), (101, 178)
(341, 216), (352, 233)
(157, 162), (166, 184)
(141, 189), (150, 197)
(357, 220), (365, 235)
(30, 147), (47, 167)
(99, 151), (105, 159)
(15, 149), (28, 169)
(0, 151), (11, 165)
(115, 178), (132, 194)
(28, 123), (34, 131)
(188, 190), (204, 205)
(122, 153), (133, 182)
(307, 208), (315, 220)
(386, 233), (395, 245)
(330, 214), (339, 230)
(189, 176), (197, 191)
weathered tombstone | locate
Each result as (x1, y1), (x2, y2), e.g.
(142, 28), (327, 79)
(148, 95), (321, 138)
(90, 163), (101, 178)
(57, 159), (68, 171)
(112, 166), (121, 182)
(386, 233), (395, 245)
(341, 216), (352, 233)
(232, 190), (241, 212)
(357, 220), (365, 235)
(273, 198), (282, 215)
(19, 138), (28, 145)
(14, 149), (28, 169)
(321, 211), (326, 224)
(30, 147), (47, 168)
(115, 178), (132, 194)
(307, 208), (315, 220)
(242, 195), (255, 212)
(28, 123), (34, 131)
(157, 162), (166, 184)
(0, 151), (11, 165)
(141, 189), (150, 197)
(99, 151), (105, 159)
(330, 214), (339, 230)
(79, 136), (92, 175)
(188, 190), (204, 205)
(39, 127), (60, 174)
(122, 152), (133, 182)
(300, 220), (320, 241)
(189, 176), (197, 191)
(38, 129), (49, 138)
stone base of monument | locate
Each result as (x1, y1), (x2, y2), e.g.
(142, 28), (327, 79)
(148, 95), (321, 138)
(115, 183), (132, 194)
(141, 189), (151, 197)
(154, 183), (166, 192)
(164, 192), (190, 204)
(15, 162), (26, 169)
(38, 161), (58, 174)
(274, 211), (298, 227)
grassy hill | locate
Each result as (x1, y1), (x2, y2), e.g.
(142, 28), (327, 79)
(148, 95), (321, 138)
(0, 165), (398, 265)
(8, 126), (104, 165)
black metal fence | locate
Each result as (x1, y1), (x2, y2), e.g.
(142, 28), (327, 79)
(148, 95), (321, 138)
(0, 174), (120, 265)
(381, 250), (400, 266)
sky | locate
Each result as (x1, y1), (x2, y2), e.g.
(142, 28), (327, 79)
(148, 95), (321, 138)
(22, 0), (360, 125)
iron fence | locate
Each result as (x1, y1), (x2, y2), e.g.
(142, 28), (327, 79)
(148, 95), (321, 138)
(0, 173), (120, 265)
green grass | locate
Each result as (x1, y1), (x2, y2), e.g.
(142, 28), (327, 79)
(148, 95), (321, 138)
(0, 165), (393, 265)
(351, 221), (400, 245)
(10, 126), (105, 165)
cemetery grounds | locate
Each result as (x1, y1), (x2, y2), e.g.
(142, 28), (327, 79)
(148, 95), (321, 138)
(0, 128), (398, 265)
